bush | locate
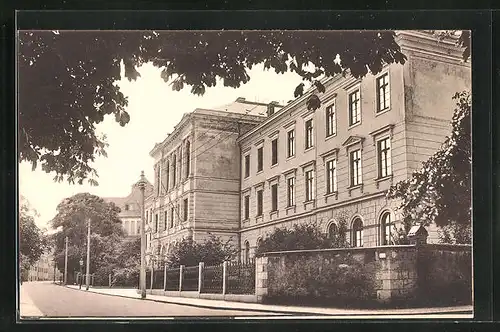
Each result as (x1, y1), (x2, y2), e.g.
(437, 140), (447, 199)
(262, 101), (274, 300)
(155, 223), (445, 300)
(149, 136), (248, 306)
(267, 254), (376, 307)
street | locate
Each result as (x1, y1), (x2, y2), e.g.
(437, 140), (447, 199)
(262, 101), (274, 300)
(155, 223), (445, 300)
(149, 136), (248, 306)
(20, 282), (284, 318)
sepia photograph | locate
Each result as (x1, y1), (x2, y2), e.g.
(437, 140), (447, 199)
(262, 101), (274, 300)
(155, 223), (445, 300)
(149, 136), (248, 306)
(17, 28), (472, 320)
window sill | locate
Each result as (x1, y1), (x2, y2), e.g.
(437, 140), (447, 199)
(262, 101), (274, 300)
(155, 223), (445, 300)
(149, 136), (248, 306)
(324, 191), (338, 202)
(286, 205), (296, 215)
(303, 199), (316, 210)
(270, 210), (279, 220)
(375, 107), (391, 117)
(375, 174), (393, 188)
(256, 215), (263, 223)
(256, 170), (263, 175)
(348, 122), (361, 130)
(270, 163), (279, 169)
(286, 155), (296, 161)
(348, 184), (364, 197)
(304, 146), (315, 153)
(325, 133), (337, 142)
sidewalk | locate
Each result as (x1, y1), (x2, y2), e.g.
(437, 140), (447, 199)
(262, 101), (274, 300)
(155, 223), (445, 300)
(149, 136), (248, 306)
(19, 285), (44, 318)
(65, 285), (473, 318)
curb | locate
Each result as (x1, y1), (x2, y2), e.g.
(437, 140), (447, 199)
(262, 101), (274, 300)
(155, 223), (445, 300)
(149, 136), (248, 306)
(61, 285), (472, 317)
(62, 285), (315, 316)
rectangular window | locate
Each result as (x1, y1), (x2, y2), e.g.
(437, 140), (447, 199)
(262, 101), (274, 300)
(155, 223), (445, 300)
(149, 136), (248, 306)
(287, 130), (295, 157)
(326, 159), (337, 194)
(156, 167), (161, 196)
(172, 156), (177, 187)
(256, 190), (263, 216)
(271, 138), (278, 165)
(271, 184), (278, 212)
(257, 147), (263, 172)
(155, 214), (159, 233)
(287, 177), (295, 207)
(349, 90), (361, 126)
(164, 211), (167, 230)
(244, 154), (250, 178)
(350, 149), (362, 186)
(244, 195), (250, 220)
(376, 73), (390, 112)
(305, 119), (314, 149)
(378, 137), (392, 178)
(305, 170), (314, 201)
(171, 207), (175, 227)
(326, 103), (336, 137)
(183, 198), (188, 221)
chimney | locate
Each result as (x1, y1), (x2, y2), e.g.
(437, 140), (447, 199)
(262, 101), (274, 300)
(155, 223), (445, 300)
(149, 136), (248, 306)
(267, 101), (280, 116)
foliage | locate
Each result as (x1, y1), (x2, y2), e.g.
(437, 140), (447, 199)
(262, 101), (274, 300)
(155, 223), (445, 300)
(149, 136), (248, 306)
(387, 91), (471, 244)
(166, 235), (237, 268)
(268, 254), (376, 306)
(256, 221), (348, 255)
(330, 210), (350, 248)
(19, 196), (46, 272)
(49, 193), (126, 280)
(18, 30), (411, 185)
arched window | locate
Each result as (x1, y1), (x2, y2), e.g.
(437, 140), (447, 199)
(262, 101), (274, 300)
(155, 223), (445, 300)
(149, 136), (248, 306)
(185, 141), (191, 178)
(352, 218), (364, 247)
(380, 211), (393, 245)
(328, 222), (337, 239)
(244, 241), (250, 263)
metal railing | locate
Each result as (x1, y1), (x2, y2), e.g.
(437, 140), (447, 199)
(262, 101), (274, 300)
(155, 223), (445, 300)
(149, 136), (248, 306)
(152, 268), (164, 289)
(181, 266), (199, 291)
(226, 259), (255, 294)
(165, 267), (180, 291)
(201, 264), (223, 294)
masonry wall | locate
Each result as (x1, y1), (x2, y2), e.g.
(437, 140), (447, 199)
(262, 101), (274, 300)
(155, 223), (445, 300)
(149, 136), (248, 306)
(257, 244), (472, 306)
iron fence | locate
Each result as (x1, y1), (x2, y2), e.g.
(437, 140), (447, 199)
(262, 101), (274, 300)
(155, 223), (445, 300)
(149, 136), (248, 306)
(201, 264), (223, 294)
(152, 268), (165, 289)
(226, 259), (255, 294)
(145, 270), (152, 289)
(165, 267), (180, 291)
(181, 266), (199, 291)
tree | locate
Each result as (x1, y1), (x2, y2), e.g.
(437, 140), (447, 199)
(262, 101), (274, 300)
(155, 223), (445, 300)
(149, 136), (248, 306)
(387, 91), (471, 244)
(19, 196), (46, 278)
(256, 221), (344, 255)
(49, 193), (125, 281)
(19, 30), (412, 185)
(166, 235), (237, 268)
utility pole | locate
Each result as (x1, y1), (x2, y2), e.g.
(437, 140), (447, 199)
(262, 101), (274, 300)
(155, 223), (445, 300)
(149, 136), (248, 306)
(85, 218), (91, 290)
(64, 236), (68, 285)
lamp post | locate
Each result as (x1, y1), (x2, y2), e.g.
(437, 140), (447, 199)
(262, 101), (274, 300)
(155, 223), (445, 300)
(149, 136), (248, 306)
(64, 236), (68, 285)
(85, 218), (91, 290)
(79, 258), (83, 289)
(135, 171), (147, 299)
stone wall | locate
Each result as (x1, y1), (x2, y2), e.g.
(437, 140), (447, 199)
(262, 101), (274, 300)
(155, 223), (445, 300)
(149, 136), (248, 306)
(256, 244), (471, 306)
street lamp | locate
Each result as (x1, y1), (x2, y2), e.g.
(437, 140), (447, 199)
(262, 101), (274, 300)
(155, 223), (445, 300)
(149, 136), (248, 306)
(85, 218), (91, 291)
(135, 171), (147, 299)
(79, 258), (83, 289)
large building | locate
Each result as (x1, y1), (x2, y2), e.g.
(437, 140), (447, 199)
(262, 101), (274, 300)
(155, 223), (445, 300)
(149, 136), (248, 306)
(103, 180), (153, 237)
(146, 30), (471, 264)
(144, 99), (281, 262)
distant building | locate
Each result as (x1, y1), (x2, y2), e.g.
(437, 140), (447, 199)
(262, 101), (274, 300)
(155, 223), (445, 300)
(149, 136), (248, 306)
(27, 251), (62, 282)
(103, 180), (153, 237)
(144, 98), (281, 264)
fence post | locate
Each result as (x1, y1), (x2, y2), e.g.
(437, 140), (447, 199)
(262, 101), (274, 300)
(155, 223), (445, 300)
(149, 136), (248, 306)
(163, 264), (167, 291)
(179, 265), (184, 292)
(198, 262), (204, 293)
(222, 261), (228, 295)
(109, 273), (112, 287)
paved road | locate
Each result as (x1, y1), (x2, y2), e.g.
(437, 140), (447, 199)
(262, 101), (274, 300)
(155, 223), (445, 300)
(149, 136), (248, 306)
(22, 282), (283, 318)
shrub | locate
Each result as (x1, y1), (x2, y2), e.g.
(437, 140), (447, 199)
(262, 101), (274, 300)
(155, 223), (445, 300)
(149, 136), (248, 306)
(267, 254), (376, 306)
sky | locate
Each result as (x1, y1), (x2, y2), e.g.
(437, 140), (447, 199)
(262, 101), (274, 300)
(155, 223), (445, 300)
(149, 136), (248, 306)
(19, 62), (304, 229)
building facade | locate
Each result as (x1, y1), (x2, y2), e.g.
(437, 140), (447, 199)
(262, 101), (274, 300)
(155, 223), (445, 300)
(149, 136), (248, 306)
(103, 180), (153, 237)
(237, 30), (471, 261)
(27, 251), (62, 282)
(143, 30), (470, 264)
(145, 99), (281, 264)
